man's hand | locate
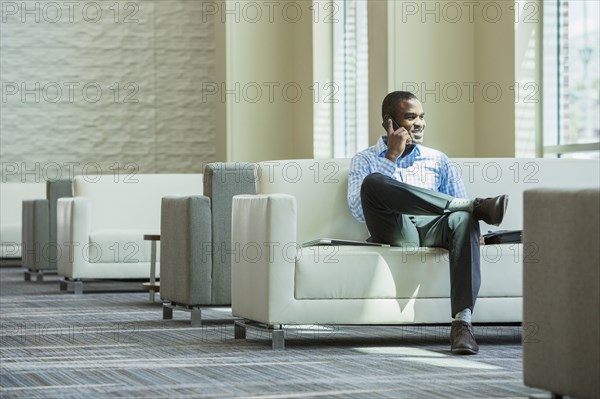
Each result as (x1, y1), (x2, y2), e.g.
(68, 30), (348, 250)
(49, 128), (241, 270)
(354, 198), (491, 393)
(384, 119), (412, 163)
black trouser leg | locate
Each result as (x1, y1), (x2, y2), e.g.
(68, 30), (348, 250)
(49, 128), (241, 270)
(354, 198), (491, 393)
(360, 173), (481, 316)
(414, 212), (481, 316)
(360, 173), (452, 246)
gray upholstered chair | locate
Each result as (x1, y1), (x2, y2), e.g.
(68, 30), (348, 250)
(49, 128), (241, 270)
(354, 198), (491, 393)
(21, 180), (72, 281)
(523, 188), (599, 399)
(160, 162), (256, 325)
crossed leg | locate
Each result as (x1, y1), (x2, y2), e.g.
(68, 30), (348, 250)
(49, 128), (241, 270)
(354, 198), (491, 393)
(360, 173), (481, 316)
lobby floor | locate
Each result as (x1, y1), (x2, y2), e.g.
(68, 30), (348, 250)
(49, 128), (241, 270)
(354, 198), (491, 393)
(0, 266), (546, 399)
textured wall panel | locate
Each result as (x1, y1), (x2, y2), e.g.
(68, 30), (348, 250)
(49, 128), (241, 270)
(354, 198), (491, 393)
(0, 0), (215, 182)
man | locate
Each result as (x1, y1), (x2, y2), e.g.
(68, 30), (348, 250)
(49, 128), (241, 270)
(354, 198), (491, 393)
(347, 91), (508, 355)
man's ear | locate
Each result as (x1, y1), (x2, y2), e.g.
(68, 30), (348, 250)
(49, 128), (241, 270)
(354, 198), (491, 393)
(382, 114), (390, 122)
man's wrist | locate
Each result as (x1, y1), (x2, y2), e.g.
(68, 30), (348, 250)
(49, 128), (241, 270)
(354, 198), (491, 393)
(385, 151), (401, 163)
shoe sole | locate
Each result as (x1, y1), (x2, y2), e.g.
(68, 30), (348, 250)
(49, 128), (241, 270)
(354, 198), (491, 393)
(451, 347), (479, 355)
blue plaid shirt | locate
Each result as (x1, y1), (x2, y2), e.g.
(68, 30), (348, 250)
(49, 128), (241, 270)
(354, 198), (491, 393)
(348, 136), (469, 222)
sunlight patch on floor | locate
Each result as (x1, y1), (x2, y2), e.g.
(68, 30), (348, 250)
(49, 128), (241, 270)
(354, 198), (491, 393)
(353, 346), (502, 370)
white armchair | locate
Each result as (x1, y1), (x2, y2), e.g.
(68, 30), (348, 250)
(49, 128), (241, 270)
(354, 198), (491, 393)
(231, 158), (599, 349)
(1, 182), (46, 265)
(57, 174), (203, 294)
(22, 180), (72, 281)
(159, 163), (256, 325)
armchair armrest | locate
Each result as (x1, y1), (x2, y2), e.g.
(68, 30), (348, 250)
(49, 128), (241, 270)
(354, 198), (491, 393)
(523, 188), (600, 398)
(57, 197), (91, 278)
(231, 193), (297, 323)
(47, 179), (73, 251)
(160, 196), (212, 305)
(22, 199), (50, 271)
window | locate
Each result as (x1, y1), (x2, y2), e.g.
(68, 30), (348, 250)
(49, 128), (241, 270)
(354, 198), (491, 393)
(332, 0), (369, 158)
(543, 0), (599, 158)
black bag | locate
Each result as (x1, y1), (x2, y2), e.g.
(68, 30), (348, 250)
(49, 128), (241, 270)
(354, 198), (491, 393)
(483, 230), (522, 245)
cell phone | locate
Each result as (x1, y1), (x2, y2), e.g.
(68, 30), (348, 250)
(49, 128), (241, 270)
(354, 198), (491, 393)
(382, 118), (415, 156)
(382, 118), (401, 132)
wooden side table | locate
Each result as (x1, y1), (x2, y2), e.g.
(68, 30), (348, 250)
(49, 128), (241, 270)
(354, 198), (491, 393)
(143, 234), (160, 302)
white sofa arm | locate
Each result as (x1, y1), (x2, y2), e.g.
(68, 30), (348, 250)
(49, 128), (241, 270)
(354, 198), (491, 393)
(231, 194), (297, 323)
(57, 197), (91, 278)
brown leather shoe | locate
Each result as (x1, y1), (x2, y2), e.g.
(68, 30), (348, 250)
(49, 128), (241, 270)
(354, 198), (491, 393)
(472, 195), (509, 226)
(450, 320), (479, 355)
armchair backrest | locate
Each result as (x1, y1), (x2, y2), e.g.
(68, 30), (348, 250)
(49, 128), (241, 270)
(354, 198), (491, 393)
(255, 159), (369, 243)
(456, 158), (600, 230)
(204, 162), (256, 303)
(73, 174), (203, 231)
(255, 158), (600, 243)
(47, 180), (73, 248)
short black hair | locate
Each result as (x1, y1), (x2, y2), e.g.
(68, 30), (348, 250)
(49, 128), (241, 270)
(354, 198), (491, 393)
(381, 91), (418, 120)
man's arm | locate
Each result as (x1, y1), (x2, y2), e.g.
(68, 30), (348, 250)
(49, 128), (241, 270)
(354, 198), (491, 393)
(347, 153), (398, 222)
(439, 157), (469, 199)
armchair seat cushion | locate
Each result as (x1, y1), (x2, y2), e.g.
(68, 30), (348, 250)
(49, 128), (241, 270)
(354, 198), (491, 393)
(89, 230), (159, 263)
(295, 245), (523, 300)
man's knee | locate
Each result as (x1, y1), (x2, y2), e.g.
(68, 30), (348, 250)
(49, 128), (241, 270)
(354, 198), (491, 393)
(361, 173), (387, 195)
(448, 211), (479, 232)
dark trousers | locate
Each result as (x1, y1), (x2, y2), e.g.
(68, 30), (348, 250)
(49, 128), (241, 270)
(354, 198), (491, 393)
(360, 173), (481, 316)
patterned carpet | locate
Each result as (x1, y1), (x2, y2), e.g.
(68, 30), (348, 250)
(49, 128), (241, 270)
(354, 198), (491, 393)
(0, 267), (547, 399)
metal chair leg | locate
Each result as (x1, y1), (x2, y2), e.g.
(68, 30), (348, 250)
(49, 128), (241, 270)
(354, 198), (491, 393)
(73, 280), (83, 295)
(234, 322), (246, 339)
(272, 329), (285, 350)
(163, 304), (173, 320)
(191, 309), (202, 327)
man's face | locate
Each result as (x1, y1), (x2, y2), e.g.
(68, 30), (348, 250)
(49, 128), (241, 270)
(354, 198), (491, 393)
(390, 99), (426, 144)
